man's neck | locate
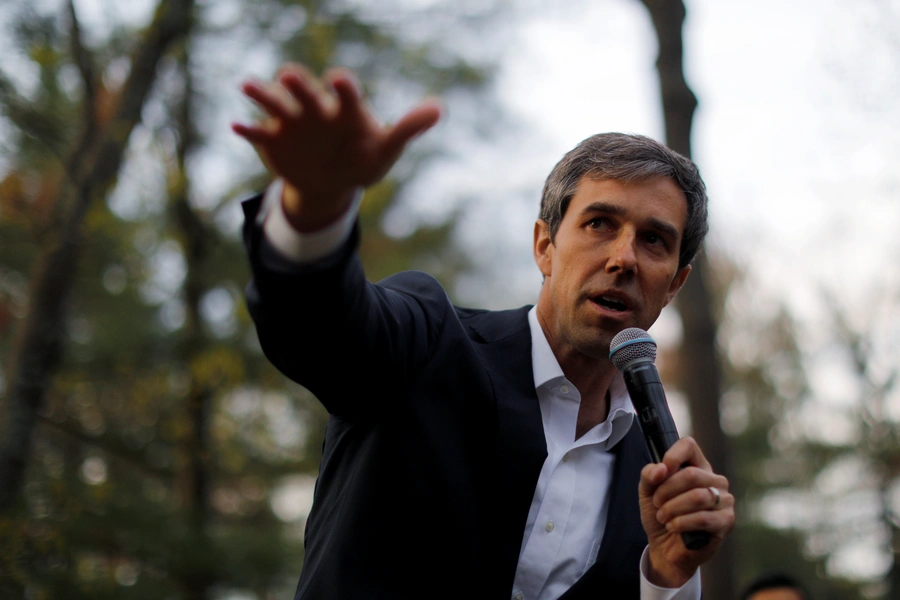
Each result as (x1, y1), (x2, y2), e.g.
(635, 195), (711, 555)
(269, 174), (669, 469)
(532, 305), (620, 439)
(555, 352), (618, 440)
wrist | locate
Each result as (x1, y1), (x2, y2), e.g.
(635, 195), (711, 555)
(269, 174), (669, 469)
(281, 182), (357, 233)
(647, 547), (694, 589)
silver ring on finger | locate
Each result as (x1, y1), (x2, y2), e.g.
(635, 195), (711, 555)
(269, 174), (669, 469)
(708, 486), (720, 509)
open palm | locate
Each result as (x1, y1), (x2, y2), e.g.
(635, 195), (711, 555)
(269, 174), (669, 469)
(233, 64), (441, 228)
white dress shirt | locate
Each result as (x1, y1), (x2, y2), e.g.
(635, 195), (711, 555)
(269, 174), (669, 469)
(512, 308), (635, 600)
(517, 309), (699, 600)
(258, 181), (701, 600)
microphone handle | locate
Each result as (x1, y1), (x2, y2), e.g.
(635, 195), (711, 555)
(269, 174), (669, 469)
(623, 362), (711, 551)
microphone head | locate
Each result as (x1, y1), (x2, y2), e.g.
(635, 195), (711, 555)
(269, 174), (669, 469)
(609, 328), (657, 370)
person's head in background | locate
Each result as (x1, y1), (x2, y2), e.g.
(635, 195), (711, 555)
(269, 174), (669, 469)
(741, 573), (811, 600)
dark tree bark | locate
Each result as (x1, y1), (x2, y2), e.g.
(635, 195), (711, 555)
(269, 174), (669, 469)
(169, 44), (219, 600)
(0, 0), (195, 510)
(637, 1), (735, 598)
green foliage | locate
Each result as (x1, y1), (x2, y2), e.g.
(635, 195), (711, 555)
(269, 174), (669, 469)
(3, 10), (76, 159)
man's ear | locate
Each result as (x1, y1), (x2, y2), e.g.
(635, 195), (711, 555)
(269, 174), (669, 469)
(534, 219), (553, 278)
(664, 265), (692, 306)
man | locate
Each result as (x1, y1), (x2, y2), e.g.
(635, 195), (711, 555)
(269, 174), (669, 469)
(233, 64), (734, 599)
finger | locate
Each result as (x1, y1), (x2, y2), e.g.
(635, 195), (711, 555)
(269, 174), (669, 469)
(327, 69), (366, 122)
(241, 80), (299, 121)
(231, 121), (277, 144)
(653, 467), (728, 509)
(280, 69), (333, 119)
(275, 62), (320, 86)
(639, 462), (669, 500)
(656, 485), (733, 525)
(663, 503), (735, 539)
(660, 437), (711, 476)
(381, 100), (442, 158)
(275, 62), (327, 99)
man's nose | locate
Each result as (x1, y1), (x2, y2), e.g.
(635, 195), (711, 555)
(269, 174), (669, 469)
(606, 231), (637, 274)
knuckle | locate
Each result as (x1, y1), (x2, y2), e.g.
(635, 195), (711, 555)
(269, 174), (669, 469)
(688, 510), (716, 531)
(681, 466), (705, 486)
(719, 490), (733, 506)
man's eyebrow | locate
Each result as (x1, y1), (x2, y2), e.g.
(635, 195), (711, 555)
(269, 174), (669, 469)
(580, 201), (627, 217)
(646, 217), (680, 241)
(580, 202), (680, 240)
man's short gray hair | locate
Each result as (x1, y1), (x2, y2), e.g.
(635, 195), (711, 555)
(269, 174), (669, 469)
(539, 133), (709, 270)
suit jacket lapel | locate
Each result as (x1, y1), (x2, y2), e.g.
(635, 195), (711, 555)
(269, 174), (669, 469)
(595, 421), (651, 566)
(560, 421), (651, 599)
(467, 307), (547, 593)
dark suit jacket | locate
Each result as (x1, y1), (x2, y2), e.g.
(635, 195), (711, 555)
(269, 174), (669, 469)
(242, 196), (652, 599)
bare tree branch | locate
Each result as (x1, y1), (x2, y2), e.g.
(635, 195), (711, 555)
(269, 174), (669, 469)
(0, 70), (68, 158)
(0, 0), (196, 512)
(66, 0), (98, 154)
(37, 414), (174, 479)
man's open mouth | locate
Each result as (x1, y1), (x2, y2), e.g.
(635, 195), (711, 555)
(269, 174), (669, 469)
(593, 296), (628, 312)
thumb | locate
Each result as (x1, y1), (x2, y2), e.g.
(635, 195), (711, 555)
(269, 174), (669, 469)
(381, 100), (442, 159)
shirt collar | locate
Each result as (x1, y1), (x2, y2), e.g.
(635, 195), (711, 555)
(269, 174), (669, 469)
(528, 307), (565, 388)
(527, 307), (634, 417)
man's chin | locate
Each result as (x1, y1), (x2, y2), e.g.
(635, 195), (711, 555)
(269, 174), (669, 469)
(574, 336), (614, 361)
(594, 320), (635, 341)
(583, 321), (643, 358)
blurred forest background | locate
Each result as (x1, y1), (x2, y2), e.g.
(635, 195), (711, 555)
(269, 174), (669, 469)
(0, 1), (897, 599)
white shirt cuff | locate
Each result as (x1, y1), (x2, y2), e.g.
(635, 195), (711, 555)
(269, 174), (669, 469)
(259, 178), (363, 264)
(639, 546), (701, 600)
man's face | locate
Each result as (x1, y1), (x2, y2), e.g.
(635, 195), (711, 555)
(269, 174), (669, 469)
(534, 176), (691, 362)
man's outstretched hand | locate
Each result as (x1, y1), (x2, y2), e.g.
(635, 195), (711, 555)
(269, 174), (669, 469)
(232, 64), (441, 232)
(639, 437), (734, 589)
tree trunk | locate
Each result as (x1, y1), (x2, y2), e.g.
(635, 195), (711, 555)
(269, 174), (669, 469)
(637, 1), (735, 598)
(883, 480), (900, 600)
(0, 0), (195, 511)
(170, 43), (219, 600)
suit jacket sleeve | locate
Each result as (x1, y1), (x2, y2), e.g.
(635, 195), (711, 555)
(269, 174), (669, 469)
(241, 194), (453, 420)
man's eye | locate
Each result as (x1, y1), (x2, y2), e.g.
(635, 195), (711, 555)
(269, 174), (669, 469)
(588, 218), (608, 229)
(644, 232), (666, 247)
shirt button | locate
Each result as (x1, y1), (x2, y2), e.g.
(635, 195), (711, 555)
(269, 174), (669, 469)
(560, 385), (569, 394)
(545, 521), (555, 532)
(562, 453), (569, 462)
(513, 594), (524, 600)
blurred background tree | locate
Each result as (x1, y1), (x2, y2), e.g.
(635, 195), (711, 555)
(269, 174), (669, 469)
(718, 270), (900, 600)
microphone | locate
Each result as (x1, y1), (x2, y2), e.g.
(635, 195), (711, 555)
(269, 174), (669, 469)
(609, 327), (710, 551)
